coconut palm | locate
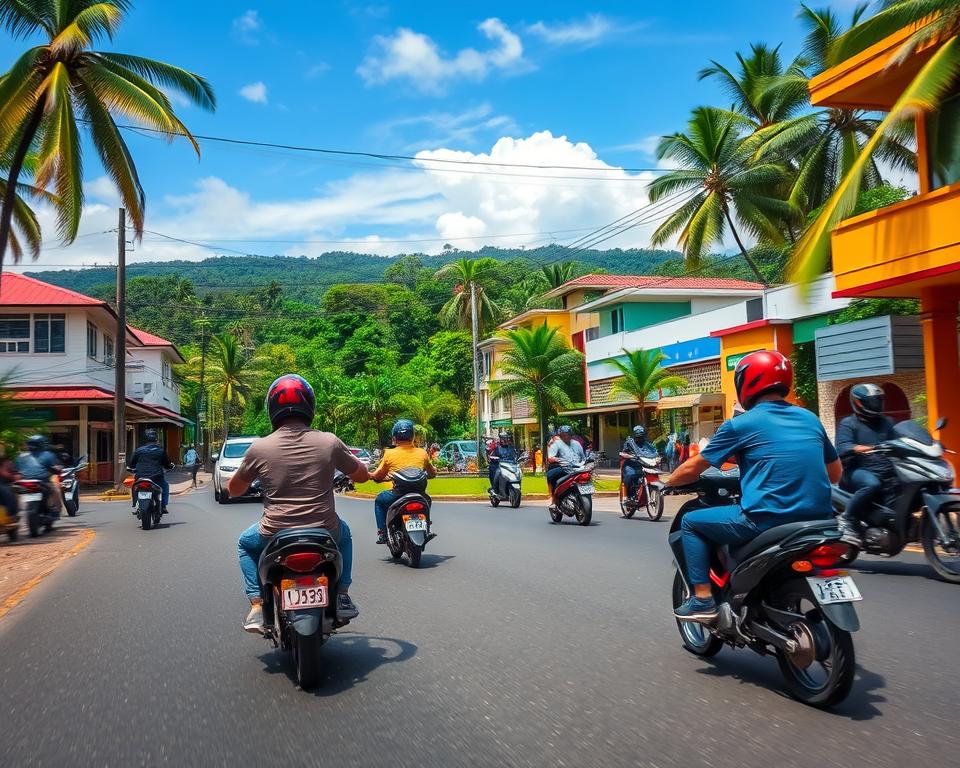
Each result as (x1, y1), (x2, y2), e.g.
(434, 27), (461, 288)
(608, 348), (689, 428)
(0, 174), (51, 263)
(540, 261), (577, 290)
(791, 1), (960, 283)
(491, 324), (584, 473)
(189, 333), (265, 444)
(649, 107), (795, 283)
(0, 0), (216, 277)
(337, 374), (398, 447)
(393, 387), (460, 440)
(435, 257), (502, 331)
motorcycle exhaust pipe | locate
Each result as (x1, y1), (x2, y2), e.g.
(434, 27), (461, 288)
(748, 621), (799, 654)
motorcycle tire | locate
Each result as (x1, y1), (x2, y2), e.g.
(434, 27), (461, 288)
(549, 506), (563, 524)
(218, 488), (229, 505)
(509, 488), (521, 508)
(489, 494), (500, 507)
(921, 511), (960, 584)
(575, 494), (593, 526)
(407, 542), (423, 569)
(619, 485), (635, 518)
(28, 511), (40, 538)
(64, 498), (78, 517)
(141, 505), (153, 530)
(671, 571), (723, 657)
(387, 529), (403, 561)
(292, 632), (323, 690)
(776, 618), (855, 709)
(646, 487), (664, 522)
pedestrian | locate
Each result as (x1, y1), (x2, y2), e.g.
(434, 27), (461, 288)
(666, 429), (678, 471)
(184, 444), (200, 488)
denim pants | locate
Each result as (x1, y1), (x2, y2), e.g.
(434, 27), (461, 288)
(160, 478), (170, 508)
(622, 463), (640, 498)
(375, 489), (398, 531)
(680, 505), (764, 585)
(843, 468), (883, 523)
(546, 466), (566, 494)
(237, 518), (353, 599)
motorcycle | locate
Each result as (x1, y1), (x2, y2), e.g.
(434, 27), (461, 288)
(385, 468), (435, 568)
(59, 456), (88, 517)
(128, 475), (163, 530)
(667, 467), (861, 708)
(332, 470), (355, 494)
(619, 454), (664, 521)
(488, 452), (527, 508)
(13, 478), (59, 537)
(548, 454), (596, 526)
(257, 526), (348, 689)
(831, 418), (960, 583)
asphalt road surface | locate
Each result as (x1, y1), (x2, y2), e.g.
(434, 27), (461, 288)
(0, 489), (957, 768)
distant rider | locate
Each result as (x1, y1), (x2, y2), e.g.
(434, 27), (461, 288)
(15, 435), (61, 515)
(547, 425), (586, 508)
(370, 419), (436, 544)
(229, 374), (369, 632)
(835, 383), (897, 546)
(487, 431), (518, 490)
(665, 350), (842, 624)
(619, 425), (657, 502)
(127, 428), (175, 515)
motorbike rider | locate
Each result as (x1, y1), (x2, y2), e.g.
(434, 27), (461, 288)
(229, 374), (370, 633)
(665, 350), (843, 624)
(0, 453), (19, 524)
(835, 383), (898, 546)
(619, 425), (658, 501)
(15, 435), (61, 515)
(127, 428), (175, 515)
(487, 431), (518, 490)
(370, 419), (437, 544)
(547, 425), (586, 508)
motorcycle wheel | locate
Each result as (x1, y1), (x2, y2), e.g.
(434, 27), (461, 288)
(509, 488), (521, 508)
(619, 485), (635, 518)
(489, 494), (500, 507)
(64, 497), (78, 517)
(776, 613), (855, 709)
(387, 528), (403, 561)
(671, 571), (722, 657)
(549, 506), (563, 523)
(921, 508), (960, 584)
(292, 632), (323, 690)
(646, 487), (664, 522)
(575, 494), (593, 526)
(28, 511), (40, 538)
(407, 542), (423, 569)
(141, 504), (153, 530)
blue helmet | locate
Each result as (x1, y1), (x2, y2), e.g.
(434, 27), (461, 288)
(557, 425), (573, 435)
(391, 419), (415, 442)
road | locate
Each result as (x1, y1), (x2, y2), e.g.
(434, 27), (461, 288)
(0, 489), (957, 768)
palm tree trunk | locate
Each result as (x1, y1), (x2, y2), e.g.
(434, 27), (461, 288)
(0, 99), (46, 286)
(537, 393), (548, 475)
(222, 398), (231, 445)
(722, 207), (766, 285)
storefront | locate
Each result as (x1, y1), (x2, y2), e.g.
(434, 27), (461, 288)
(711, 319), (795, 417)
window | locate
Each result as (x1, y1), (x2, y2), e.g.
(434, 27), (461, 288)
(482, 351), (492, 379)
(104, 336), (114, 366)
(585, 326), (600, 342)
(32, 313), (66, 354)
(162, 361), (171, 384)
(0, 314), (30, 353)
(746, 298), (764, 323)
(611, 307), (624, 334)
(87, 322), (98, 359)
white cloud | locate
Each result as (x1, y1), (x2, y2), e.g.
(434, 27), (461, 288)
(527, 14), (617, 46)
(372, 103), (520, 150)
(610, 135), (663, 156)
(357, 18), (525, 93)
(304, 62), (330, 79)
(232, 10), (262, 44)
(239, 81), (268, 104)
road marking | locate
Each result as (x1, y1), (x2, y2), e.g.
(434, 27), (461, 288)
(0, 528), (96, 621)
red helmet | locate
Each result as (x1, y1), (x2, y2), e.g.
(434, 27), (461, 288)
(266, 374), (315, 428)
(733, 350), (792, 409)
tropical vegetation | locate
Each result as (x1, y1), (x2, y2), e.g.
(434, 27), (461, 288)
(608, 348), (689, 427)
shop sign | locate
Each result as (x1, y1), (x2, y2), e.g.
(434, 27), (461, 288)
(725, 350), (761, 371)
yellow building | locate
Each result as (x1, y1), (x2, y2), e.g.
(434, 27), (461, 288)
(809, 25), (960, 445)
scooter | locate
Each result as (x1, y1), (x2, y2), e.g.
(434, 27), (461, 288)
(548, 455), (596, 526)
(13, 478), (59, 537)
(59, 455), (88, 517)
(127, 475), (163, 530)
(619, 454), (664, 521)
(385, 468), (435, 568)
(332, 470), (355, 494)
(668, 468), (862, 709)
(832, 418), (960, 583)
(488, 452), (527, 508)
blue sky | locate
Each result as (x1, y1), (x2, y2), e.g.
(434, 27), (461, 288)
(1, 0), (884, 268)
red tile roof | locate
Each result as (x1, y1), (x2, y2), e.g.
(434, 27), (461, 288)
(128, 325), (173, 347)
(11, 387), (113, 401)
(0, 272), (108, 307)
(554, 273), (764, 292)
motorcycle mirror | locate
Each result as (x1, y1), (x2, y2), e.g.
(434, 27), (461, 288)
(936, 417), (948, 431)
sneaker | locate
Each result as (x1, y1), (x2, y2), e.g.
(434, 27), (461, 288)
(243, 603), (264, 634)
(162, 506), (169, 516)
(838, 517), (862, 547)
(674, 596), (718, 623)
(376, 530), (387, 545)
(336, 593), (359, 621)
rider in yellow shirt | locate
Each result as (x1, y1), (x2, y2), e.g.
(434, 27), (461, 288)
(370, 420), (436, 544)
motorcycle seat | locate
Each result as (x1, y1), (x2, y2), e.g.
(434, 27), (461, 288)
(729, 518), (836, 561)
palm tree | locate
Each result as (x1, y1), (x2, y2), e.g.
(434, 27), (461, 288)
(393, 387), (460, 440)
(649, 107), (794, 283)
(608, 348), (689, 428)
(190, 333), (264, 445)
(0, 0), (216, 277)
(338, 374), (398, 447)
(0, 172), (51, 263)
(435, 257), (502, 331)
(791, 1), (960, 283)
(540, 261), (577, 290)
(490, 324), (583, 473)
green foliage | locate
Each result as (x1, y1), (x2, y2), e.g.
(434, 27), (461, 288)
(831, 298), (920, 325)
(791, 342), (819, 415)
(608, 348), (690, 425)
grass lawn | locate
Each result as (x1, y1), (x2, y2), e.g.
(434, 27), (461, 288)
(354, 475), (619, 496)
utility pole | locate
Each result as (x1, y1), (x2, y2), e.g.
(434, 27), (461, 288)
(195, 315), (209, 462)
(470, 281), (483, 472)
(113, 209), (126, 492)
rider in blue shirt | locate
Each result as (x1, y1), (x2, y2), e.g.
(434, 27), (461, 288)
(665, 351), (843, 623)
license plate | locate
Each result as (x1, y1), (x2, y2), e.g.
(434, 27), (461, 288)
(21, 493), (42, 503)
(282, 584), (328, 610)
(578, 484), (595, 495)
(807, 573), (863, 605)
(405, 517), (428, 532)
(137, 491), (153, 500)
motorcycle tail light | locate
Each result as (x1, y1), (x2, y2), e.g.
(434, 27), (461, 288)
(16, 480), (41, 491)
(282, 552), (324, 573)
(808, 543), (852, 568)
(791, 560), (814, 573)
(134, 480), (154, 491)
(576, 472), (591, 483)
(404, 501), (426, 512)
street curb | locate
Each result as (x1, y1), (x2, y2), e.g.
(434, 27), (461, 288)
(0, 527), (96, 621)
(84, 484), (198, 503)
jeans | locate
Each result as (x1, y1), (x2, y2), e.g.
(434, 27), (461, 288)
(546, 466), (566, 494)
(237, 518), (353, 599)
(488, 462), (498, 488)
(843, 468), (883, 523)
(622, 463), (640, 498)
(375, 489), (398, 531)
(160, 478), (170, 508)
(680, 505), (764, 585)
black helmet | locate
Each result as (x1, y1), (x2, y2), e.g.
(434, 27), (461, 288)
(391, 419), (415, 442)
(26, 435), (46, 452)
(850, 383), (884, 419)
(632, 425), (646, 440)
(144, 428), (159, 442)
(266, 374), (316, 428)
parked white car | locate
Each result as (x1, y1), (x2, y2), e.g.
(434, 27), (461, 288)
(213, 436), (260, 504)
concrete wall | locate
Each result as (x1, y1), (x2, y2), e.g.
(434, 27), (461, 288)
(817, 371), (926, 438)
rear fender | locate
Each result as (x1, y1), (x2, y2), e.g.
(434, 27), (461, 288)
(407, 530), (427, 546)
(286, 608), (323, 637)
(820, 601), (860, 633)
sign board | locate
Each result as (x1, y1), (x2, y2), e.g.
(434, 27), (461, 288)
(725, 350), (761, 371)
